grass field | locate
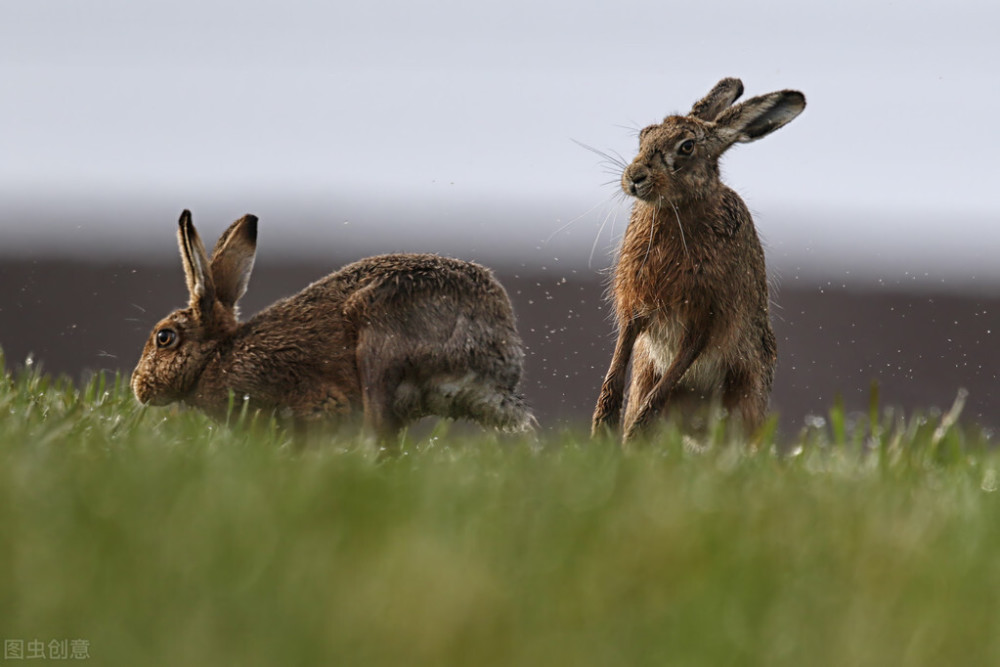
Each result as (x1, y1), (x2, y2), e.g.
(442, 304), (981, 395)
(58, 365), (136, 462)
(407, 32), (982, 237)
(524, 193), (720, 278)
(1, 350), (999, 666)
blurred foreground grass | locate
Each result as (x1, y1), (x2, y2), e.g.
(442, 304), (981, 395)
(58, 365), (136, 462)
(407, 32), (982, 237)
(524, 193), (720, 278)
(1, 350), (999, 666)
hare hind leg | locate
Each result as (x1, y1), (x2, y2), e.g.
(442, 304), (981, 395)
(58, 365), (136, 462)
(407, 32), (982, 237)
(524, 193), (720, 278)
(463, 386), (533, 432)
(421, 371), (532, 432)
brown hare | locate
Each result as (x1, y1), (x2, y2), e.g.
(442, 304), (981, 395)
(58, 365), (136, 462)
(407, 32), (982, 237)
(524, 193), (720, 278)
(591, 78), (805, 443)
(131, 210), (532, 444)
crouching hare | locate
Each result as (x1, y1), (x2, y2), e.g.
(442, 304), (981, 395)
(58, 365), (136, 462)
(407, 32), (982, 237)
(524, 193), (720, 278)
(591, 78), (805, 443)
(132, 211), (532, 444)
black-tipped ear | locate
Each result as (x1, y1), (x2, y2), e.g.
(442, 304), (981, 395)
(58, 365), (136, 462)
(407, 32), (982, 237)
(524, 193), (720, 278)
(689, 77), (745, 121)
(715, 90), (806, 144)
(176, 210), (216, 316)
(210, 214), (258, 310)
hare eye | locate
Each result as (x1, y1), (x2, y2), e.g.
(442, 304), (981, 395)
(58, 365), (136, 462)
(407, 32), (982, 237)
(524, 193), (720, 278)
(678, 139), (695, 156)
(156, 328), (177, 348)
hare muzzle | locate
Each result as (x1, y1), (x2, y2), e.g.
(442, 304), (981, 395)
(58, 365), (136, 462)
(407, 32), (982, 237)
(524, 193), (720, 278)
(130, 367), (151, 405)
(623, 162), (654, 200)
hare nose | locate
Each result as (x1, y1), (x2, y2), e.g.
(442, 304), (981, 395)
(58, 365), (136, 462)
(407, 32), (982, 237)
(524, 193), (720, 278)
(624, 164), (649, 195)
(625, 164), (648, 184)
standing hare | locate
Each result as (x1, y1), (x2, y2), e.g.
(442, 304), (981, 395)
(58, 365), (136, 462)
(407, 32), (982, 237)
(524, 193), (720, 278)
(591, 78), (805, 443)
(132, 211), (532, 444)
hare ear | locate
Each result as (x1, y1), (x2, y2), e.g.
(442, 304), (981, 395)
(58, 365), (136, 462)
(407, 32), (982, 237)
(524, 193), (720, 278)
(714, 90), (806, 144)
(177, 210), (216, 315)
(210, 214), (258, 309)
(689, 77), (745, 121)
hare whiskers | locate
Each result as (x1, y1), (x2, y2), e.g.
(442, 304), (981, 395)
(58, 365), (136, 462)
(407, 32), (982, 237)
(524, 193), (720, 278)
(544, 192), (619, 244)
(638, 198), (661, 274)
(571, 139), (630, 173)
(669, 200), (689, 257)
(589, 203), (623, 268)
(554, 141), (633, 268)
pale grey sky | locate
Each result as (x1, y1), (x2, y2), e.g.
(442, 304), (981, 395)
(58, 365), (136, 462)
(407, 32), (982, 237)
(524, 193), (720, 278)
(1, 0), (998, 286)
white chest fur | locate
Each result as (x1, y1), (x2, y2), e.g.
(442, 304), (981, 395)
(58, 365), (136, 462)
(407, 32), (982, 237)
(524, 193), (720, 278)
(637, 315), (726, 393)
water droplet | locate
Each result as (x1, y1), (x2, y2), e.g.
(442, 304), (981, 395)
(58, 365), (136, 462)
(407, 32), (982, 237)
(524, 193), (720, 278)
(804, 415), (826, 429)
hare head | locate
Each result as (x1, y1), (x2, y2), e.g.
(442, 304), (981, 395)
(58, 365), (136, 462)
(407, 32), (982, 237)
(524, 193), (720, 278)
(131, 210), (258, 406)
(623, 78), (805, 204)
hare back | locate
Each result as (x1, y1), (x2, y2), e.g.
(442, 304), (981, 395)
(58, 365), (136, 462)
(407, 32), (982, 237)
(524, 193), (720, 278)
(273, 253), (520, 373)
(336, 254), (514, 317)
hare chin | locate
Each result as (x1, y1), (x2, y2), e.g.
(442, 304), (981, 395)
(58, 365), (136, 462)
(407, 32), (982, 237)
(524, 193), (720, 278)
(638, 316), (726, 394)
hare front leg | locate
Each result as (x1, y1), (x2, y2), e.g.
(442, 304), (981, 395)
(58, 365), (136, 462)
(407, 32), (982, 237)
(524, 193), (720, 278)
(592, 316), (646, 437)
(623, 326), (709, 443)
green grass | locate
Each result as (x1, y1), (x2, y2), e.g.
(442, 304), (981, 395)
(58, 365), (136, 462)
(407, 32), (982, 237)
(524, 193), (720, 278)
(1, 349), (999, 666)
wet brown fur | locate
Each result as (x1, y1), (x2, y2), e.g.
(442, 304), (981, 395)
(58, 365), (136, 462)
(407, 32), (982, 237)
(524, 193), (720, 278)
(591, 78), (805, 443)
(132, 211), (531, 443)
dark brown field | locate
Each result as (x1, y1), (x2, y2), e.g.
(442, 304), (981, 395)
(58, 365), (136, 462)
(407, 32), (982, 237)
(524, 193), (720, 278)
(1, 258), (996, 434)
